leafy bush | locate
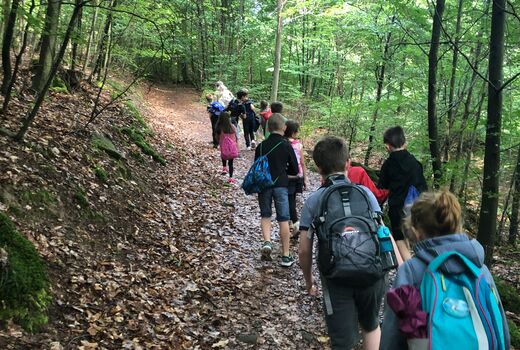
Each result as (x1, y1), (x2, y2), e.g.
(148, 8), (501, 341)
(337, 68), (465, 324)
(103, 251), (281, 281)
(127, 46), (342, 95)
(0, 213), (51, 331)
(509, 319), (520, 349)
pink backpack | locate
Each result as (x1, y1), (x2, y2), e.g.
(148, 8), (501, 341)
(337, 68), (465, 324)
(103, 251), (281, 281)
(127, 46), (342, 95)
(220, 133), (239, 160)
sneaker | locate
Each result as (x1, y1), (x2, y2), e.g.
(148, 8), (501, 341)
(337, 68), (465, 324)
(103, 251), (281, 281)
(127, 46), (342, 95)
(280, 255), (295, 267)
(221, 166), (228, 175)
(260, 241), (273, 261)
(227, 178), (237, 184)
(251, 140), (256, 149)
(293, 221), (300, 232)
(247, 146), (252, 151)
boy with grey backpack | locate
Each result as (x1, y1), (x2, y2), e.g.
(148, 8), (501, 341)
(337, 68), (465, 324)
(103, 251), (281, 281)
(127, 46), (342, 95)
(298, 136), (400, 350)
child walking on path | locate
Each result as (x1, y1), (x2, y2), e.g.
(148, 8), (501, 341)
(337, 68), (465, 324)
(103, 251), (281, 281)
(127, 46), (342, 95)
(237, 90), (257, 150)
(216, 112), (239, 184)
(284, 120), (307, 233)
(380, 190), (510, 350)
(255, 113), (299, 267)
(259, 100), (272, 137)
(298, 136), (390, 350)
(378, 126), (427, 260)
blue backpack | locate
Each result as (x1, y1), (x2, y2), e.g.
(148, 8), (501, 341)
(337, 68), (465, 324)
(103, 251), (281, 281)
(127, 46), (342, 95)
(402, 185), (420, 216)
(208, 101), (225, 117)
(420, 251), (507, 350)
(241, 141), (282, 195)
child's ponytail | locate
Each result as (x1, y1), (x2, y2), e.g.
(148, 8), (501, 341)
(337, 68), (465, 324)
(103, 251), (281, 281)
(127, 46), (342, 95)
(408, 189), (462, 239)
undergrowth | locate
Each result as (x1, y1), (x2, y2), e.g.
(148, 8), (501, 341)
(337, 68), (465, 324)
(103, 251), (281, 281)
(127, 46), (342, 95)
(122, 127), (165, 165)
(0, 213), (51, 332)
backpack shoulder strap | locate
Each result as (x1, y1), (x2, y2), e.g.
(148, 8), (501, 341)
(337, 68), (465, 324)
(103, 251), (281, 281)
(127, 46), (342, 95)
(262, 141), (283, 157)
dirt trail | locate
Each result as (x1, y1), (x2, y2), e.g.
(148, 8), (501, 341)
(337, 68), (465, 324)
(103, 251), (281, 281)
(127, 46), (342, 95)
(142, 85), (328, 349)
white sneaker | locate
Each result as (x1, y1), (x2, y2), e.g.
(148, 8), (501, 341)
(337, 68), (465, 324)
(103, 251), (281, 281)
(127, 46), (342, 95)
(247, 146), (251, 151)
(251, 140), (256, 149)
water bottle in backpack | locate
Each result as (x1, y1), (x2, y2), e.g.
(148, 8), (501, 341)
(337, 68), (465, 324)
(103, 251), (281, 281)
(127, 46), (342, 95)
(376, 224), (398, 271)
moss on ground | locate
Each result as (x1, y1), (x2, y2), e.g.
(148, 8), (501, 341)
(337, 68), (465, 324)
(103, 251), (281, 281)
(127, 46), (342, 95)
(49, 77), (68, 94)
(495, 278), (520, 314)
(91, 134), (123, 160)
(74, 187), (89, 207)
(0, 213), (51, 331)
(94, 165), (108, 183)
(20, 190), (56, 206)
(509, 319), (520, 348)
(122, 127), (165, 165)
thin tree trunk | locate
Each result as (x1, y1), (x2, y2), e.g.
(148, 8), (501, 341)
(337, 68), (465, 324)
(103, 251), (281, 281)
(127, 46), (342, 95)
(443, 0), (463, 162)
(71, 4), (83, 71)
(427, 0), (445, 187)
(476, 0), (506, 266)
(32, 0), (62, 93)
(82, 0), (98, 72)
(15, 0), (83, 141)
(498, 163), (517, 244)
(1, 0), (21, 95)
(509, 145), (520, 245)
(364, 16), (394, 166)
(1, 0), (36, 114)
(91, 0), (116, 82)
(270, 0), (284, 101)
(459, 80), (487, 200)
(1, 0), (12, 42)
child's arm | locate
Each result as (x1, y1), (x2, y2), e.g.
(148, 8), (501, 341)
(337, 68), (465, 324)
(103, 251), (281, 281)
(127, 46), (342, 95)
(300, 145), (308, 189)
(298, 230), (317, 296)
(390, 234), (404, 265)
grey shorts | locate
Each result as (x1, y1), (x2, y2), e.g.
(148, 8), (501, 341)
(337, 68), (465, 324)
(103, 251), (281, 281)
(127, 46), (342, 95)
(324, 278), (385, 349)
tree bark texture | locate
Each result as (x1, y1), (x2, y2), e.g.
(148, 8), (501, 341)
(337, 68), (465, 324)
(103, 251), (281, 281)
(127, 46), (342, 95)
(476, 0), (506, 265)
(427, 0), (445, 187)
(32, 0), (62, 93)
(1, 0), (21, 95)
(270, 0), (284, 101)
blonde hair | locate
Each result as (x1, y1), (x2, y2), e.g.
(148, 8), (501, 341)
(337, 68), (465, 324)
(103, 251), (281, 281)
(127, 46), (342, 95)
(406, 189), (462, 238)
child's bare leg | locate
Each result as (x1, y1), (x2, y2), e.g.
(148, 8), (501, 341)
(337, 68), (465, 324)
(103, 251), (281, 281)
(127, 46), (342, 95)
(261, 218), (272, 242)
(362, 325), (381, 350)
(279, 221), (290, 256)
(396, 240), (412, 260)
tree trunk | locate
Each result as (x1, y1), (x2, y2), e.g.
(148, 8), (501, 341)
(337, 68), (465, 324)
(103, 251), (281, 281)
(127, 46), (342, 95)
(82, 0), (98, 72)
(15, 0), (84, 141)
(1, 0), (11, 42)
(32, 0), (62, 93)
(449, 1), (489, 192)
(71, 4), (83, 71)
(91, 0), (116, 82)
(443, 0), (463, 162)
(509, 145), (520, 245)
(1, 0), (36, 114)
(270, 0), (284, 101)
(364, 16), (394, 166)
(1, 0), (21, 95)
(427, 0), (445, 187)
(476, 0), (506, 266)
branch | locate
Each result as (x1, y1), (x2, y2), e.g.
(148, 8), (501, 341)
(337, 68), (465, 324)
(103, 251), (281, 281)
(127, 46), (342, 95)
(394, 16), (429, 56)
(498, 71), (520, 92)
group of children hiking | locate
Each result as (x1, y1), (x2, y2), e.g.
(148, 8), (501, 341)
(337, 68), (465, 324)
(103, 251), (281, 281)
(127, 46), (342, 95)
(206, 83), (511, 349)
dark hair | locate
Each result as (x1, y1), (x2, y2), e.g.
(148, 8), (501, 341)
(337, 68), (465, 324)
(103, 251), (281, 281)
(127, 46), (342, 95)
(268, 113), (285, 133)
(312, 136), (350, 176)
(284, 120), (300, 138)
(270, 101), (283, 113)
(260, 100), (269, 110)
(216, 112), (234, 134)
(383, 126), (406, 148)
(405, 189), (462, 239)
(237, 90), (248, 99)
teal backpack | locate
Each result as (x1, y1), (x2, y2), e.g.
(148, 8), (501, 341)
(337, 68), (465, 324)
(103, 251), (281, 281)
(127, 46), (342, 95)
(420, 251), (507, 350)
(241, 141), (282, 195)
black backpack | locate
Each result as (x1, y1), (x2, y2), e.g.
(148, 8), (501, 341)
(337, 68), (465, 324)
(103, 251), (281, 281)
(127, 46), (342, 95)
(312, 175), (384, 287)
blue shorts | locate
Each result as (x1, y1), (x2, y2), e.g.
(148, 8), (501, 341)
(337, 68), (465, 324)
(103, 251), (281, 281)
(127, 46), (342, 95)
(258, 187), (290, 222)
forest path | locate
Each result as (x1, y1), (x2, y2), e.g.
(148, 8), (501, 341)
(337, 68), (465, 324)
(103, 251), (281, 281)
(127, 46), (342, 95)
(140, 85), (328, 349)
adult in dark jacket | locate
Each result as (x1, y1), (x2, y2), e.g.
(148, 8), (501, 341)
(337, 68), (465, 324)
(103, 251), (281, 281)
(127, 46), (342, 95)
(378, 126), (427, 260)
(254, 113), (299, 267)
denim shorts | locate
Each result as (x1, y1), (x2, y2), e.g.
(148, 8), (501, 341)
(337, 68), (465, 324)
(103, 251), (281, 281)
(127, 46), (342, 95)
(258, 187), (290, 222)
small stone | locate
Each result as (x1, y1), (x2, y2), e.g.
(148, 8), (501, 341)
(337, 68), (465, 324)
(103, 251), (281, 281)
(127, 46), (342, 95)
(237, 333), (258, 344)
(51, 147), (60, 156)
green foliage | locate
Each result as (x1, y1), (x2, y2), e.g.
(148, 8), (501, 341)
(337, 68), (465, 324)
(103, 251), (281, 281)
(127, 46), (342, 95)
(0, 213), (51, 332)
(125, 100), (149, 132)
(94, 165), (108, 183)
(122, 127), (166, 165)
